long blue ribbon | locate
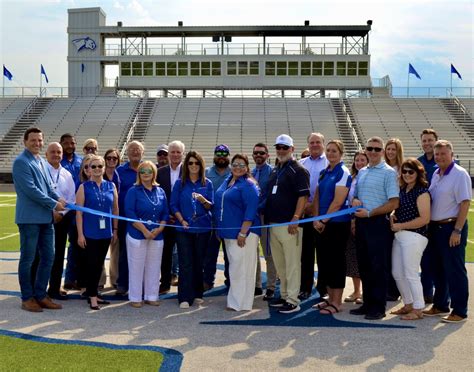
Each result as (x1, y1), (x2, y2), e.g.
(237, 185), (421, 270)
(67, 203), (358, 231)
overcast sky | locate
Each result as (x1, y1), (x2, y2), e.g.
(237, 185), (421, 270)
(0, 0), (472, 93)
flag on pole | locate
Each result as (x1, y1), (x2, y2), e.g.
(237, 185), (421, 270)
(41, 64), (49, 83)
(451, 64), (462, 80)
(81, 63), (85, 73)
(3, 65), (13, 81)
(408, 63), (421, 79)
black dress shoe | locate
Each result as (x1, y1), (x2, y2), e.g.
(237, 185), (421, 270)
(89, 304), (100, 311)
(159, 286), (170, 295)
(87, 298), (110, 305)
(350, 306), (368, 315)
(298, 291), (311, 300)
(254, 287), (263, 296)
(48, 292), (68, 301)
(365, 312), (386, 320)
(263, 289), (275, 301)
(386, 295), (400, 301)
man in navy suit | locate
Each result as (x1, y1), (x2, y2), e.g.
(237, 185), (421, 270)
(156, 140), (185, 294)
(13, 127), (66, 312)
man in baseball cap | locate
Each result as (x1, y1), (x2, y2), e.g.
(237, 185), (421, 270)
(156, 144), (169, 169)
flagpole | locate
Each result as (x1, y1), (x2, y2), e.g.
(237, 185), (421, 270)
(40, 67), (42, 98)
(450, 73), (453, 96)
(407, 73), (410, 98)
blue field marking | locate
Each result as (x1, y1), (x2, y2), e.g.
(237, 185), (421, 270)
(0, 329), (183, 372)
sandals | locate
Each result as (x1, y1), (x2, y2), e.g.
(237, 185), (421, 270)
(312, 299), (330, 309)
(319, 304), (340, 315)
(390, 306), (412, 315)
(401, 310), (423, 321)
(344, 293), (362, 303)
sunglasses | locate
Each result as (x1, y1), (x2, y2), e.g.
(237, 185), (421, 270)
(84, 147), (97, 152)
(139, 168), (153, 175)
(275, 145), (290, 151)
(106, 156), (118, 161)
(232, 163), (246, 169)
(90, 164), (103, 169)
(84, 165), (89, 169)
(215, 151), (229, 157)
(401, 169), (416, 175)
(366, 146), (383, 152)
(157, 151), (168, 156)
(253, 151), (267, 156)
(188, 161), (200, 166)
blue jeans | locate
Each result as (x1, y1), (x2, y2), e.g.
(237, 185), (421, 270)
(203, 230), (229, 287)
(176, 231), (210, 305)
(116, 219), (129, 291)
(431, 222), (469, 318)
(18, 224), (54, 301)
(420, 239), (435, 298)
(172, 244), (179, 275)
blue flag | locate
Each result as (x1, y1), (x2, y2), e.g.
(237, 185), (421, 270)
(81, 63), (85, 73)
(41, 64), (49, 83)
(451, 64), (462, 80)
(408, 63), (421, 79)
(3, 65), (13, 81)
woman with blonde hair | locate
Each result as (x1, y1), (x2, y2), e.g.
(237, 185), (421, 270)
(83, 139), (98, 155)
(124, 161), (168, 308)
(384, 138), (404, 174)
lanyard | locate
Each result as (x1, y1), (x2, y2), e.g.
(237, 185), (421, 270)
(142, 187), (160, 206)
(275, 162), (289, 186)
(48, 167), (61, 185)
(92, 181), (106, 208)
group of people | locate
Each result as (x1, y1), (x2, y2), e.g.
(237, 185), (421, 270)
(14, 126), (471, 323)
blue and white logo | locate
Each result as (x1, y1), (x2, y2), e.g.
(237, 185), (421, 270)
(72, 37), (97, 52)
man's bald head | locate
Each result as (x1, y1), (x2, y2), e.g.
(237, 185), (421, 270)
(46, 142), (63, 168)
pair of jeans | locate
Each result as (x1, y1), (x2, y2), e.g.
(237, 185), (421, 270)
(160, 227), (176, 290)
(431, 222), (469, 318)
(176, 231), (210, 305)
(116, 219), (129, 291)
(18, 223), (54, 301)
(203, 230), (229, 287)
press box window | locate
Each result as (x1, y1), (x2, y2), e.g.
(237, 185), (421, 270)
(121, 62), (131, 76)
(238, 61), (248, 75)
(265, 61), (275, 76)
(337, 62), (346, 76)
(348, 62), (357, 76)
(143, 62), (153, 76)
(227, 62), (236, 75)
(190, 62), (200, 76)
(277, 61), (287, 76)
(358, 61), (368, 76)
(323, 61), (334, 76)
(249, 61), (259, 75)
(301, 62), (311, 76)
(288, 62), (298, 76)
(155, 62), (165, 76)
(212, 62), (221, 76)
(132, 62), (142, 76)
(201, 62), (210, 76)
(178, 62), (188, 76)
(167, 62), (177, 76)
(312, 62), (322, 76)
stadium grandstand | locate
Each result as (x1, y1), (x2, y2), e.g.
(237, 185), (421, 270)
(0, 7), (473, 181)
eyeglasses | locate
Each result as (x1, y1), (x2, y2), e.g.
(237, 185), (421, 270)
(366, 146), (383, 152)
(157, 151), (168, 156)
(215, 151), (229, 157)
(275, 145), (290, 151)
(84, 147), (97, 152)
(188, 161), (200, 166)
(139, 168), (153, 175)
(90, 164), (103, 169)
(84, 165), (89, 169)
(232, 163), (246, 169)
(106, 156), (118, 161)
(253, 151), (267, 156)
(401, 169), (415, 175)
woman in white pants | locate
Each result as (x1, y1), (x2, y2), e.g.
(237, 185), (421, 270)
(124, 161), (168, 308)
(390, 158), (430, 320)
(214, 154), (261, 311)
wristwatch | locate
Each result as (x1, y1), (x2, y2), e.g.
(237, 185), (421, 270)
(238, 232), (247, 238)
(453, 227), (462, 234)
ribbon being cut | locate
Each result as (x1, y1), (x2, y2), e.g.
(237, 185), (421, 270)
(67, 203), (359, 230)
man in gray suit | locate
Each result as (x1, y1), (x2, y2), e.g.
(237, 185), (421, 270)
(13, 127), (66, 312)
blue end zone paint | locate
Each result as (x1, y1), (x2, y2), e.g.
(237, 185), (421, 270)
(0, 329), (183, 372)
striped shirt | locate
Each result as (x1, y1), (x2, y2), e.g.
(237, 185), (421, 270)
(355, 161), (399, 212)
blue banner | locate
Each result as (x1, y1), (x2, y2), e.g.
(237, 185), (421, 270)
(3, 65), (13, 81)
(67, 203), (359, 231)
(41, 64), (49, 83)
(451, 64), (462, 80)
(408, 63), (421, 79)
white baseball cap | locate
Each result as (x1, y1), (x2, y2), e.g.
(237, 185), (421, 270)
(274, 134), (294, 147)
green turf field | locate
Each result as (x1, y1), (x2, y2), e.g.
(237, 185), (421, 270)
(0, 334), (163, 371)
(1, 192), (473, 261)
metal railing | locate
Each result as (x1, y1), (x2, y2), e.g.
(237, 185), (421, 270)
(341, 100), (363, 151)
(104, 42), (366, 56)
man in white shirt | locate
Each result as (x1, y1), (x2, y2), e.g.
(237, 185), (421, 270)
(45, 142), (76, 300)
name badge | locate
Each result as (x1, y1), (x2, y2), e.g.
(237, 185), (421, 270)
(272, 185), (278, 194)
(99, 218), (106, 230)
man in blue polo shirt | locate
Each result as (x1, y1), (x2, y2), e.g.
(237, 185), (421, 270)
(251, 142), (277, 300)
(204, 144), (232, 290)
(265, 134), (310, 314)
(423, 140), (471, 323)
(351, 136), (399, 320)
(417, 128), (438, 304)
(116, 140), (144, 296)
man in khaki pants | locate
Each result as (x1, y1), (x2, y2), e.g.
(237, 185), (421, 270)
(264, 134), (309, 314)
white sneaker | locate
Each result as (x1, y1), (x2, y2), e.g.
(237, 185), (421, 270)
(179, 301), (190, 309)
(195, 298), (204, 305)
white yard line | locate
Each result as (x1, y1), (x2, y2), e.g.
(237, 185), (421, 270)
(468, 239), (474, 245)
(0, 233), (19, 241)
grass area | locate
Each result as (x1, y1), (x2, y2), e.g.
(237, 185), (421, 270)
(0, 335), (163, 371)
(1, 192), (473, 261)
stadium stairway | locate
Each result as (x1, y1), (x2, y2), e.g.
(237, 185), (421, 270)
(330, 98), (362, 158)
(0, 97), (53, 160)
(439, 98), (474, 140)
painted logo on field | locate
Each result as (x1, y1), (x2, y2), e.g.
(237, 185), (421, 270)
(72, 37), (97, 52)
